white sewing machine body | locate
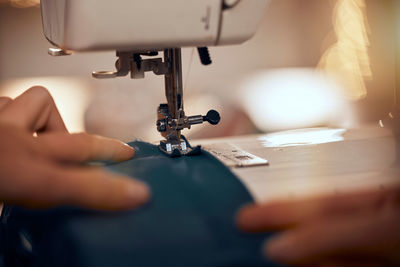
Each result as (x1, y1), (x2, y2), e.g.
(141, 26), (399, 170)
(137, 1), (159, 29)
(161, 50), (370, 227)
(40, 0), (270, 157)
(41, 0), (270, 52)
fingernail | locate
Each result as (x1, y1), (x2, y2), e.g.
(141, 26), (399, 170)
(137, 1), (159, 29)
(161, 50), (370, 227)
(115, 143), (135, 162)
(123, 142), (133, 149)
(123, 143), (135, 153)
(264, 235), (292, 262)
(125, 180), (150, 206)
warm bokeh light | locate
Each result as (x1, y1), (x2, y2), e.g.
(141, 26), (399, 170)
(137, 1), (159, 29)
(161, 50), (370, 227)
(259, 128), (346, 148)
(0, 77), (91, 132)
(318, 0), (372, 100)
(238, 0), (371, 134)
(240, 69), (355, 132)
(8, 0), (39, 8)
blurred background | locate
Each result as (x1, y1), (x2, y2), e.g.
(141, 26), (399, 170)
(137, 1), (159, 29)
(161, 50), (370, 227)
(0, 0), (399, 142)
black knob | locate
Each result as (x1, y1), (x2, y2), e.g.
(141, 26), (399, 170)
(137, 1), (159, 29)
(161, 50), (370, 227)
(203, 110), (220, 125)
(198, 47), (212, 65)
(156, 120), (167, 132)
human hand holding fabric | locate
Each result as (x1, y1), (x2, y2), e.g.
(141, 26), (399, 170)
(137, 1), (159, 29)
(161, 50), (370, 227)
(0, 86), (150, 210)
(237, 186), (400, 266)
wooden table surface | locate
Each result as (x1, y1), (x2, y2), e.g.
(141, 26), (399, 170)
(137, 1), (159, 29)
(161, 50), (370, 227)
(194, 125), (400, 203)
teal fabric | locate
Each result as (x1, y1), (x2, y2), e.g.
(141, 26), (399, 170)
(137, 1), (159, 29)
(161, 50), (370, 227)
(1, 141), (279, 267)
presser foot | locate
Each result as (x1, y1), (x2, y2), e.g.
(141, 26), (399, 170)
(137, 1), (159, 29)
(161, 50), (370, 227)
(159, 135), (201, 157)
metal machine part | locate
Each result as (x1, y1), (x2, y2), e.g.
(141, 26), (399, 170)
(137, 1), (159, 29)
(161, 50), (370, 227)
(87, 48), (220, 157)
(48, 48), (71, 56)
(92, 51), (169, 79)
(202, 143), (269, 168)
(42, 0), (271, 157)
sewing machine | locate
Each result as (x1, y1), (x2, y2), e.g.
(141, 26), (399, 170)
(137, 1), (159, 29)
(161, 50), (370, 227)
(41, 0), (270, 156)
(4, 2), (400, 267)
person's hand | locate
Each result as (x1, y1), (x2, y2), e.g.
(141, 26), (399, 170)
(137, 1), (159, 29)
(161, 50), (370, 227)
(237, 186), (400, 266)
(0, 86), (150, 210)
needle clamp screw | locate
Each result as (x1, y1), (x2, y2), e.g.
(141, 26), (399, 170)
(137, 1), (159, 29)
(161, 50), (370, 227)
(203, 110), (221, 125)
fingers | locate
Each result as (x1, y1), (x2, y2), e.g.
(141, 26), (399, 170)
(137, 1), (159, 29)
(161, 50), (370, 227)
(2, 163), (150, 211)
(0, 86), (68, 133)
(37, 133), (135, 163)
(264, 210), (400, 265)
(0, 96), (12, 111)
(237, 186), (400, 232)
(53, 167), (150, 210)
